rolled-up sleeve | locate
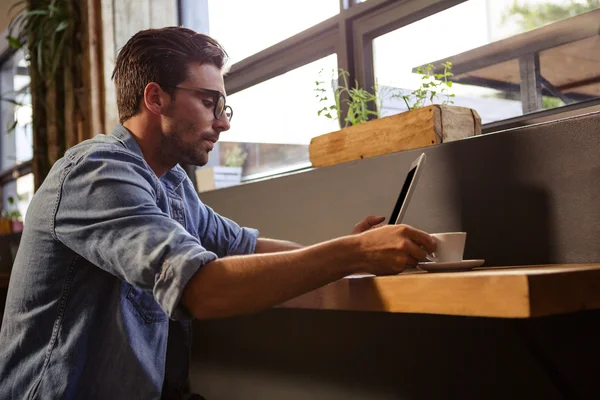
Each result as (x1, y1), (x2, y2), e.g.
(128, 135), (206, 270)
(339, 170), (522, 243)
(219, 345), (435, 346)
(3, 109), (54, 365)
(198, 203), (259, 258)
(53, 149), (215, 319)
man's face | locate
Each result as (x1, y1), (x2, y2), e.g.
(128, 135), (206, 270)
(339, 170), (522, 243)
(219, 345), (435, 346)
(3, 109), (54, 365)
(160, 62), (231, 166)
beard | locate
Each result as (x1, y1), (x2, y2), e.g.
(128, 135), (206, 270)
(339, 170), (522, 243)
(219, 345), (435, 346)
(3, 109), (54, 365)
(159, 121), (214, 167)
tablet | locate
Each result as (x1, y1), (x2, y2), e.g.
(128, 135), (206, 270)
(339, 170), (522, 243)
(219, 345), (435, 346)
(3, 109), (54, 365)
(388, 152), (427, 225)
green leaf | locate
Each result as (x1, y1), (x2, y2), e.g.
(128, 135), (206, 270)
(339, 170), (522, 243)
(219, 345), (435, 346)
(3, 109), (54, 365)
(55, 21), (68, 32)
(24, 9), (49, 17)
(0, 97), (24, 106)
(6, 119), (18, 134)
(36, 42), (43, 75)
(7, 36), (21, 49)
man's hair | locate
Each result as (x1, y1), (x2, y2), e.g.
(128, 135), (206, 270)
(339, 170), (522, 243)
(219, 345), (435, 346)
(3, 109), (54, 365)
(112, 26), (229, 124)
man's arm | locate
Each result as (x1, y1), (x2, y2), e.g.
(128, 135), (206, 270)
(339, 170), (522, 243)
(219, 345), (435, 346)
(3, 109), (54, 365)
(255, 238), (303, 253)
(182, 224), (435, 320)
(254, 215), (387, 254)
(183, 235), (359, 319)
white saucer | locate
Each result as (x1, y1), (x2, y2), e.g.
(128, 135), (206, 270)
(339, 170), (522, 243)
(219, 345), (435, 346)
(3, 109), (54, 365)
(417, 259), (485, 273)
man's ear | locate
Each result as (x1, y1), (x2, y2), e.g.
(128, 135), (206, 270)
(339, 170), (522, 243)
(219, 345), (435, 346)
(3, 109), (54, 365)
(143, 82), (169, 116)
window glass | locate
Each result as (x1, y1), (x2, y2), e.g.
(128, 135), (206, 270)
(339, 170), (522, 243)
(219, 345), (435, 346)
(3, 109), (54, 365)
(1, 52), (34, 221)
(207, 0), (339, 63)
(196, 54), (338, 190)
(373, 0), (600, 124)
(1, 54), (32, 168)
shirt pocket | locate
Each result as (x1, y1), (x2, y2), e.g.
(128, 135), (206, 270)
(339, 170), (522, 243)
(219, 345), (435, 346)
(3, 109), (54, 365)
(126, 285), (169, 323)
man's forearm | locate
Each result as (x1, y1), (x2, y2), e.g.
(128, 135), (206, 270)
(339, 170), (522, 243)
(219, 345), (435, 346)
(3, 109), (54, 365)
(255, 237), (303, 253)
(182, 235), (361, 319)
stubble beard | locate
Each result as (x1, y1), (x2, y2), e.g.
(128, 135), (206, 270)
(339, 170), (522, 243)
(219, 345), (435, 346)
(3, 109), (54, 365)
(171, 123), (211, 167)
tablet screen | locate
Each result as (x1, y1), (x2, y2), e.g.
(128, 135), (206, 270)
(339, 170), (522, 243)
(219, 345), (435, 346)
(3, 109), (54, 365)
(387, 165), (417, 224)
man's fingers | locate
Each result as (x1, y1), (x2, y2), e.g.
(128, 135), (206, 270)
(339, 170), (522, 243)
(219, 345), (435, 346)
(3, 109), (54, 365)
(398, 225), (436, 254)
(366, 215), (386, 226)
(402, 238), (429, 261)
(352, 215), (386, 234)
(404, 256), (419, 268)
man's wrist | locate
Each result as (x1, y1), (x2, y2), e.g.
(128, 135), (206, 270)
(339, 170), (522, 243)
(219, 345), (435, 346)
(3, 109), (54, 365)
(333, 234), (366, 275)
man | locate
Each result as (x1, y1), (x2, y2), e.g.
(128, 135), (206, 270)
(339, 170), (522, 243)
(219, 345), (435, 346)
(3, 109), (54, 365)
(0, 27), (435, 399)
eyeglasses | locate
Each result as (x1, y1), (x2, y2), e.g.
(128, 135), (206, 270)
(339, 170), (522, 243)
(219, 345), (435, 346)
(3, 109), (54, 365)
(170, 86), (233, 121)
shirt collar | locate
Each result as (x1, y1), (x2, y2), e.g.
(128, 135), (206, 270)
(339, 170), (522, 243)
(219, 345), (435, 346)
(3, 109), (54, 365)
(109, 125), (189, 191)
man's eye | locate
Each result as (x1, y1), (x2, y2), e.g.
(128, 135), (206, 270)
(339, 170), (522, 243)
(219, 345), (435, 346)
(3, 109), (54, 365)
(202, 100), (214, 108)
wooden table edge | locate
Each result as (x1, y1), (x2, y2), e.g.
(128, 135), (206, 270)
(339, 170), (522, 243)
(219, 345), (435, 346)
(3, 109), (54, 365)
(279, 264), (600, 318)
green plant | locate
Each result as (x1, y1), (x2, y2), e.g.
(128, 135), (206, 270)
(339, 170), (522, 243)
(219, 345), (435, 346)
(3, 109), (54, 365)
(2, 195), (23, 220)
(0, 90), (29, 134)
(5, 0), (83, 190)
(315, 69), (384, 128)
(395, 62), (455, 110)
(501, 0), (600, 32)
(223, 145), (248, 167)
(542, 96), (565, 110)
(7, 0), (72, 79)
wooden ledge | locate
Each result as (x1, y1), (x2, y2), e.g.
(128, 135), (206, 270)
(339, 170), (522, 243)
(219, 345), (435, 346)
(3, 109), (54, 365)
(278, 264), (600, 318)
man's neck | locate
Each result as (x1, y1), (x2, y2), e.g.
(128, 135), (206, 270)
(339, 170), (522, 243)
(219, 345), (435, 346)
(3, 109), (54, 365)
(123, 118), (175, 177)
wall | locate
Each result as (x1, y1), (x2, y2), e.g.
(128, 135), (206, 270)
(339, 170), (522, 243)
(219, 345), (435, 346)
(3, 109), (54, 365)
(199, 111), (600, 267)
(100, 0), (178, 130)
(189, 112), (600, 399)
(190, 309), (600, 400)
(0, 0), (21, 36)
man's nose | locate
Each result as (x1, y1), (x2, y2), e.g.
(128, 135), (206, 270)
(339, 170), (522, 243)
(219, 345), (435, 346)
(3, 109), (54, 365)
(213, 114), (230, 132)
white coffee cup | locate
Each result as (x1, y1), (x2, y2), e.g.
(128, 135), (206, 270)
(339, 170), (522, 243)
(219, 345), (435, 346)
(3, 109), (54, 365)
(427, 232), (467, 263)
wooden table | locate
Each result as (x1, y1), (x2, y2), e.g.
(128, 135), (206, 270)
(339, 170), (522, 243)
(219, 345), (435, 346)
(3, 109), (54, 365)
(279, 264), (600, 318)
(3, 264), (600, 318)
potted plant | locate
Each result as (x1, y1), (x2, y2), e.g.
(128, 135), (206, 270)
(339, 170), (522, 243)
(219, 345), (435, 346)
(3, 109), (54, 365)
(310, 63), (481, 167)
(195, 144), (248, 193)
(6, 0), (88, 189)
(0, 196), (23, 234)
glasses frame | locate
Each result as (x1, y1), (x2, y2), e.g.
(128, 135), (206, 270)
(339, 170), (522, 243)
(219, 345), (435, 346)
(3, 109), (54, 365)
(169, 85), (233, 121)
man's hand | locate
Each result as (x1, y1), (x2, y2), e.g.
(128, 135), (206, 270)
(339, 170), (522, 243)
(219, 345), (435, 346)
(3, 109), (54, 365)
(351, 215), (386, 234)
(355, 224), (436, 275)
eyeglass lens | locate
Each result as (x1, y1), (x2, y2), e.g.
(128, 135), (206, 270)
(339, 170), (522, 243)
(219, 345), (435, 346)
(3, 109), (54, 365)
(215, 96), (232, 121)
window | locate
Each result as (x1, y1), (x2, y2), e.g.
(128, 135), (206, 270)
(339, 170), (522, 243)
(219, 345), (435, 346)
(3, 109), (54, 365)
(373, 0), (600, 124)
(216, 54), (339, 179)
(0, 51), (34, 222)
(207, 0), (339, 63)
(182, 0), (600, 192)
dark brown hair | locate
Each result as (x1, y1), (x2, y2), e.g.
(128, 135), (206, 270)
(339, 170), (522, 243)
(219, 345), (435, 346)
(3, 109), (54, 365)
(112, 26), (228, 123)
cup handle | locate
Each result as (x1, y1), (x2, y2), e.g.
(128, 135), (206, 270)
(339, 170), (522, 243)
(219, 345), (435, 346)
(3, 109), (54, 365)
(426, 252), (438, 262)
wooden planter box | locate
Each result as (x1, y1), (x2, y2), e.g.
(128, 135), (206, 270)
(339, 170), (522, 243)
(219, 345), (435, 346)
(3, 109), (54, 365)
(309, 105), (481, 168)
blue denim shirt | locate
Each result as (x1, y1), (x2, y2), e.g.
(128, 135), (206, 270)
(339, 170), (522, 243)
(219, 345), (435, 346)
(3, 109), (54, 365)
(0, 126), (258, 399)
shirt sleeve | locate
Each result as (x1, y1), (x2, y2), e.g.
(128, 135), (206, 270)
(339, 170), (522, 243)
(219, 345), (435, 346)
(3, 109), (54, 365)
(196, 201), (259, 258)
(53, 148), (215, 320)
